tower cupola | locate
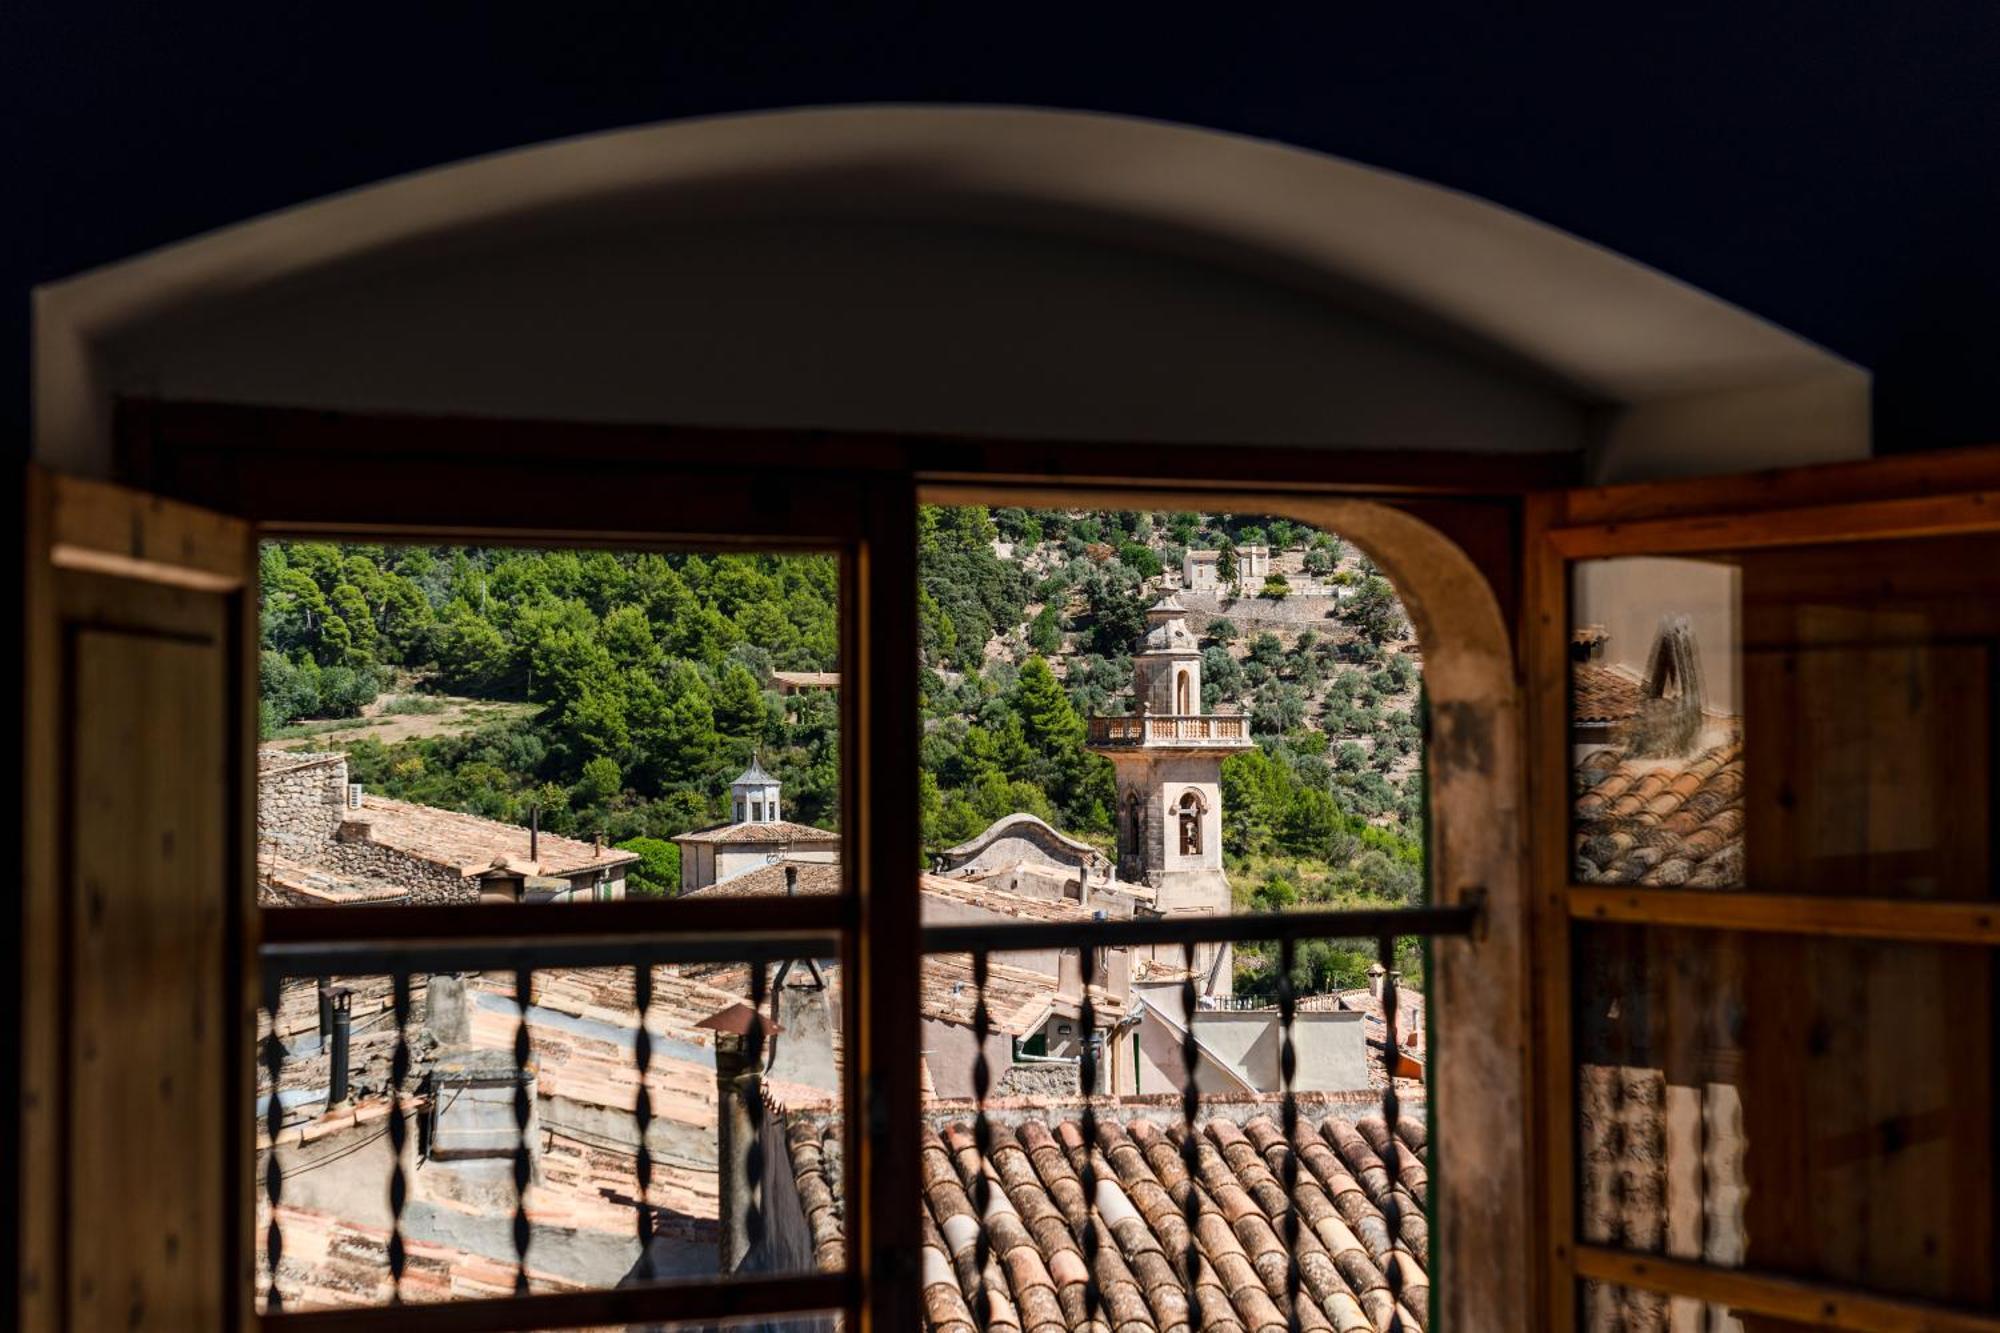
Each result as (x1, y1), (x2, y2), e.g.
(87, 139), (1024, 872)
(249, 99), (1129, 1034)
(1135, 593), (1203, 715)
(730, 756), (782, 824)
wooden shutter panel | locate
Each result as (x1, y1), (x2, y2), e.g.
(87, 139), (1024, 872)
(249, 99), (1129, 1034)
(21, 466), (256, 1332)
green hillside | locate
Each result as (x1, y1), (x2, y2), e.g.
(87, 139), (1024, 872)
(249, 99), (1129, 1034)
(258, 508), (1428, 986)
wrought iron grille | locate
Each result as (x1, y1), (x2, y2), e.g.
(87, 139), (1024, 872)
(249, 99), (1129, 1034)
(253, 899), (1477, 1332)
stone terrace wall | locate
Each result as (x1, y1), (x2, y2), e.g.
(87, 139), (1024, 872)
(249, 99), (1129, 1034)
(258, 751), (348, 850)
(1177, 588), (1351, 634)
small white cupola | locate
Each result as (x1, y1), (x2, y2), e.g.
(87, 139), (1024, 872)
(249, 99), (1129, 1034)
(730, 755), (782, 824)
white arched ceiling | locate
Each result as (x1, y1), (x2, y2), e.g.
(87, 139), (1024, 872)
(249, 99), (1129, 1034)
(34, 106), (1867, 482)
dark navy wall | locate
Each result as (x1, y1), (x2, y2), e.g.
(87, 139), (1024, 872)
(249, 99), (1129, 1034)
(7, 4), (2000, 452)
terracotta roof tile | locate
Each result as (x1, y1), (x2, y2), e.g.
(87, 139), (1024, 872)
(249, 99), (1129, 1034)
(681, 860), (843, 899)
(769, 671), (842, 689)
(1571, 662), (1645, 726)
(259, 851), (412, 905)
(1573, 733), (1744, 887)
(920, 873), (1098, 923)
(351, 793), (639, 878)
(788, 1104), (1431, 1333)
(672, 819), (842, 846)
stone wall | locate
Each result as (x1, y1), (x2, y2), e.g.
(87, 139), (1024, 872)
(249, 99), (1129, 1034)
(258, 750), (348, 850)
(322, 834), (475, 904)
(1177, 588), (1350, 633)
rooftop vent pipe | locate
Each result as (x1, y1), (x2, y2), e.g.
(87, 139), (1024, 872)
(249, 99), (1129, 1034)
(327, 986), (353, 1106)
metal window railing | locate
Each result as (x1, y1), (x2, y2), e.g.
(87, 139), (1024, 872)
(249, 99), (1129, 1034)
(923, 903), (1473, 1333)
(253, 898), (1477, 1332)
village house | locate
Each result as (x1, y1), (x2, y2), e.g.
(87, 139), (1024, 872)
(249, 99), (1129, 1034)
(766, 669), (841, 695)
(257, 749), (638, 906)
(672, 758), (843, 893)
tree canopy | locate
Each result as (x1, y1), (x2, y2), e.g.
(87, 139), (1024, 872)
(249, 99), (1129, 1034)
(260, 505), (1426, 951)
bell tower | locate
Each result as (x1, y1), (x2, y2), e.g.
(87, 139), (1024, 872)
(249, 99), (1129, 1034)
(1088, 593), (1253, 991)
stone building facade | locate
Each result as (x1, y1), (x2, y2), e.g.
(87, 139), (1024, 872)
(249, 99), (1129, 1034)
(258, 748), (636, 905)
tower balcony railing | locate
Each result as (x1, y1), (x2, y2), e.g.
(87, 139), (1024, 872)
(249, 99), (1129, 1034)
(1087, 713), (1254, 746)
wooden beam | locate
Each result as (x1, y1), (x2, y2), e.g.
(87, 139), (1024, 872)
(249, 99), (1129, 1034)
(1568, 888), (2000, 944)
(116, 397), (1581, 506)
(1522, 491), (1579, 1333)
(1562, 441), (2000, 527)
(851, 475), (924, 1333)
(1573, 1246), (2000, 1333)
(1548, 491), (2000, 559)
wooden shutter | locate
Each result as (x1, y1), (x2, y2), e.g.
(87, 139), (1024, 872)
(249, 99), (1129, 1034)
(21, 466), (256, 1332)
(1527, 449), (2000, 1332)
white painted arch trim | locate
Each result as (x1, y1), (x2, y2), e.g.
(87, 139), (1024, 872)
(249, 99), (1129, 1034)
(35, 104), (1866, 476)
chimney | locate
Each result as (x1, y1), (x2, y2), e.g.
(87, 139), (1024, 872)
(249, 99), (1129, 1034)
(713, 1029), (765, 1273)
(768, 960), (837, 1092)
(327, 986), (353, 1107)
(1368, 962), (1388, 1000)
(425, 974), (471, 1045)
(317, 976), (335, 1046)
(529, 805), (540, 865)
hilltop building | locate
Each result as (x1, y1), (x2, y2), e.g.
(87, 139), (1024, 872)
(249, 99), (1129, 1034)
(1181, 544), (1270, 591)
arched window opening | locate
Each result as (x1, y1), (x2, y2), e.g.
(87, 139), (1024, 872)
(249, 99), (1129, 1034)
(1177, 789), (1205, 856)
(1175, 668), (1191, 715)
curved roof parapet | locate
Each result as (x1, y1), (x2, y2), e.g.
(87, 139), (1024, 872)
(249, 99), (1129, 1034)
(936, 811), (1102, 864)
(35, 106), (1867, 480)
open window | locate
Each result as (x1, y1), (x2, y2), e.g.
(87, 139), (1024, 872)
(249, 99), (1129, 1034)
(40, 399), (2000, 1333)
(24, 440), (920, 1332)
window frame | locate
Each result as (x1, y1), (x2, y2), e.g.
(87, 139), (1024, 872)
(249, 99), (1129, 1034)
(111, 397), (1563, 1332)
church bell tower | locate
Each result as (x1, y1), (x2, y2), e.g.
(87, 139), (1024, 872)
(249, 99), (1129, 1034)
(1087, 593), (1253, 990)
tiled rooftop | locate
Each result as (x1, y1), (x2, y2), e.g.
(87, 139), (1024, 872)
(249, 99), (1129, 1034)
(919, 873), (1098, 923)
(681, 859), (843, 898)
(769, 670), (842, 689)
(260, 851), (411, 905)
(786, 1101), (1432, 1333)
(673, 819), (843, 846)
(920, 954), (1128, 1035)
(257, 1127), (716, 1310)
(353, 793), (640, 878)
(1573, 733), (1744, 887)
(967, 860), (1158, 908)
(1571, 662), (1645, 726)
(678, 865), (1103, 922)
